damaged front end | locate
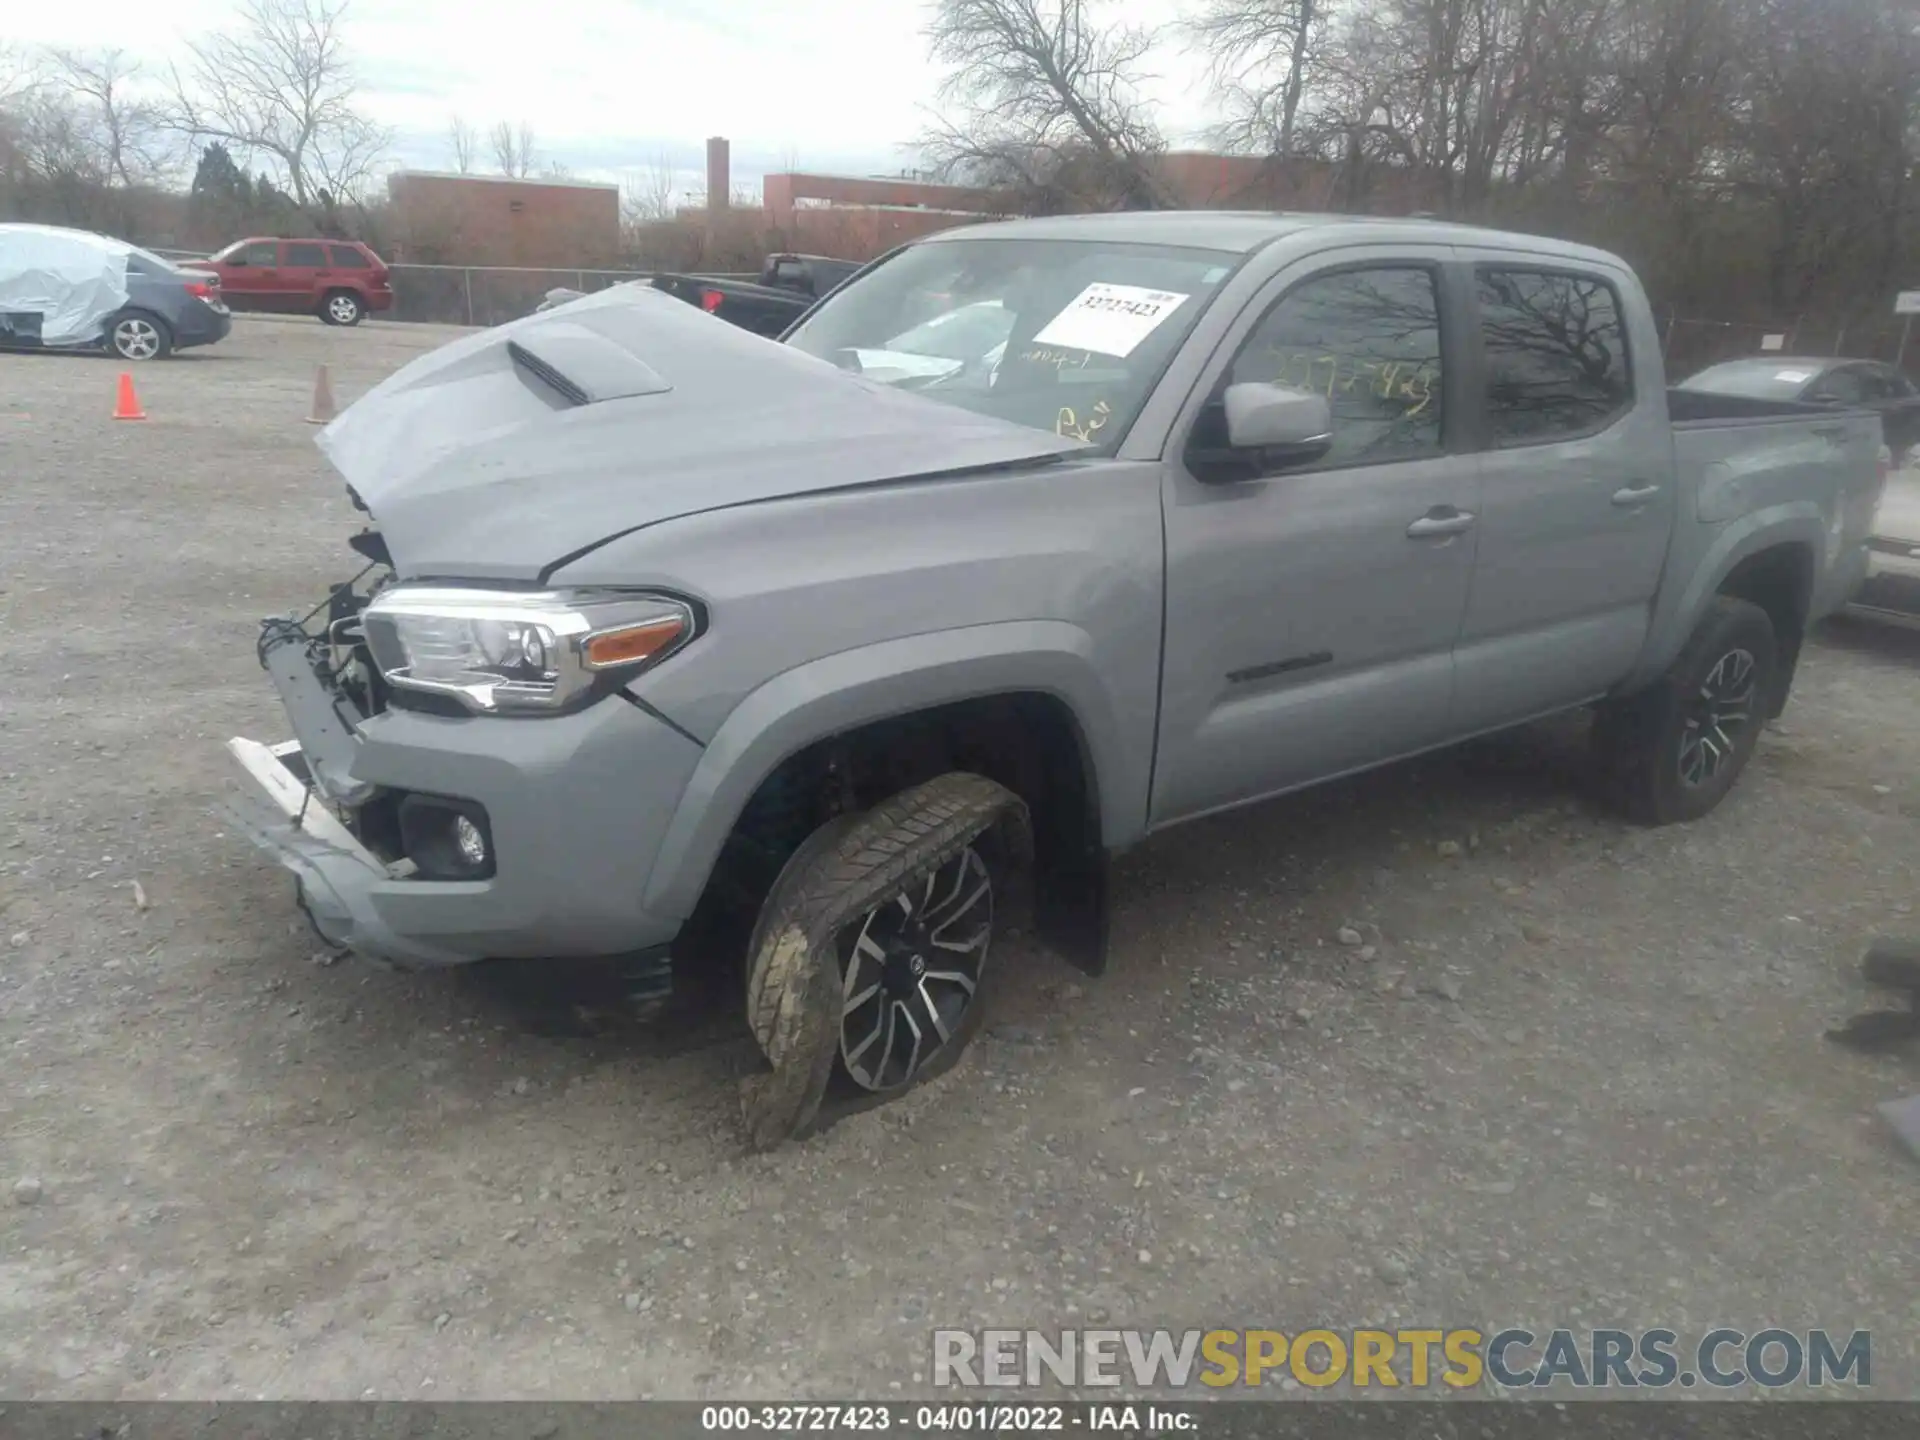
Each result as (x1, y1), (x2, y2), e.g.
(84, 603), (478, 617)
(221, 538), (429, 962)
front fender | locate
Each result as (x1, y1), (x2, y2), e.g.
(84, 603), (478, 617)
(641, 621), (1144, 922)
(1623, 504), (1825, 693)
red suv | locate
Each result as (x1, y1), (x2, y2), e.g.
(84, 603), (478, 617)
(189, 238), (393, 326)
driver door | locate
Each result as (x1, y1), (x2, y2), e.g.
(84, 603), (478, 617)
(218, 240), (280, 311)
(1151, 247), (1482, 825)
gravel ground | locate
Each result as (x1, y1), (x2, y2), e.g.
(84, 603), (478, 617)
(2, 316), (1918, 1401)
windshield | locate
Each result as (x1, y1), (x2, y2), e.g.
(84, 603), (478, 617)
(1681, 361), (1817, 400)
(785, 237), (1238, 450)
(881, 302), (1014, 363)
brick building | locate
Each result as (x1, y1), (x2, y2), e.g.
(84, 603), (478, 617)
(385, 171), (621, 268)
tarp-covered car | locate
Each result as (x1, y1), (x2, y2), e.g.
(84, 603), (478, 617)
(0, 223), (232, 360)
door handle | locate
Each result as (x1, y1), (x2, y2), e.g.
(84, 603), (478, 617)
(1611, 483), (1661, 506)
(1406, 508), (1476, 538)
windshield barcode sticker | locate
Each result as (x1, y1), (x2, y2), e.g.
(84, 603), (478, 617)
(1032, 283), (1190, 358)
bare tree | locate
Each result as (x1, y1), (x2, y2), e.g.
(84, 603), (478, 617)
(1184, 0), (1327, 155)
(167, 0), (391, 214)
(447, 113), (477, 173)
(0, 44), (39, 109)
(46, 49), (169, 188)
(922, 0), (1172, 210)
(621, 153), (678, 224)
(490, 119), (537, 178)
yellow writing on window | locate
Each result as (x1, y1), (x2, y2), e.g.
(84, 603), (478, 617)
(1258, 348), (1438, 418)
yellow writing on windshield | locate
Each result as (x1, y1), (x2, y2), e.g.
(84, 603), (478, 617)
(1022, 346), (1093, 373)
(1057, 399), (1112, 443)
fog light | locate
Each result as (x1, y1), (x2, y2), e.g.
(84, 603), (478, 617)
(454, 814), (487, 868)
(397, 794), (496, 881)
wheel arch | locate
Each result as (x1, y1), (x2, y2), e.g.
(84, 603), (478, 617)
(1714, 540), (1815, 715)
(1629, 508), (1823, 707)
(644, 623), (1133, 974)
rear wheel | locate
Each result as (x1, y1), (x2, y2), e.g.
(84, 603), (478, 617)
(737, 773), (1024, 1150)
(1594, 596), (1778, 825)
(321, 290), (364, 326)
(109, 310), (171, 361)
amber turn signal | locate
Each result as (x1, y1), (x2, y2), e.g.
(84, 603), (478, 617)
(582, 617), (686, 669)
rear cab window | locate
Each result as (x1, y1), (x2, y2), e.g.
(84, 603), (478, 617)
(1476, 268), (1632, 445)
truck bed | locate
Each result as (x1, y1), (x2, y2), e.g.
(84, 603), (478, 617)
(1667, 386), (1886, 621)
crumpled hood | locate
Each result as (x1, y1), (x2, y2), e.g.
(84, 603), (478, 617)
(316, 284), (1089, 581)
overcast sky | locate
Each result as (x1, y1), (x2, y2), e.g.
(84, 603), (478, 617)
(10, 0), (1215, 196)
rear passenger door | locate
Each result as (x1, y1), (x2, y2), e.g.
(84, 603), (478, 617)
(1448, 259), (1675, 733)
(278, 240), (330, 314)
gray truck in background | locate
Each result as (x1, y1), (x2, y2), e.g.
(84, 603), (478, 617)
(226, 213), (1886, 1148)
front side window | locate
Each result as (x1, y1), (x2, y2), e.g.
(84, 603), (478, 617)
(1478, 269), (1632, 445)
(1808, 368), (1868, 404)
(1226, 266), (1445, 467)
(785, 237), (1236, 452)
(283, 241), (327, 267)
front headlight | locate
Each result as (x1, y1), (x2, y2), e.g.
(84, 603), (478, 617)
(362, 587), (698, 714)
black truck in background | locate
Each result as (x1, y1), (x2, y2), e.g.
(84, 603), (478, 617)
(536, 253), (864, 334)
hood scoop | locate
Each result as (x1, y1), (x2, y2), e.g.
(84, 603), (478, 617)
(507, 323), (671, 406)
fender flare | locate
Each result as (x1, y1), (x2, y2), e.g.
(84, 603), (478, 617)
(1625, 505), (1825, 693)
(642, 621), (1137, 921)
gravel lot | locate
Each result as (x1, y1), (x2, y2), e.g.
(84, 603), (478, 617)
(2, 315), (1919, 1401)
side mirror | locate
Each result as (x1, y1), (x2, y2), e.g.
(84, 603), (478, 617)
(226, 257), (248, 267)
(1225, 382), (1333, 455)
(1190, 382), (1335, 481)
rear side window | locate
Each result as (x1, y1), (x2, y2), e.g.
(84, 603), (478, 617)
(1477, 269), (1632, 445)
(1229, 266), (1445, 467)
(328, 244), (371, 268)
(283, 241), (327, 267)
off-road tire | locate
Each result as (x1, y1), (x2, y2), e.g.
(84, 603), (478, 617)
(1593, 596), (1778, 826)
(737, 773), (1027, 1151)
(320, 290), (365, 326)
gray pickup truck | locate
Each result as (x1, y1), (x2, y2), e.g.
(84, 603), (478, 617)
(227, 212), (1885, 1146)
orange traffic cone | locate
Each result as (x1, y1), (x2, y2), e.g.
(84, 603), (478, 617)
(305, 363), (336, 425)
(112, 371), (146, 421)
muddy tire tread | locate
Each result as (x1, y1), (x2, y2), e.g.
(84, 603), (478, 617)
(738, 772), (1024, 1150)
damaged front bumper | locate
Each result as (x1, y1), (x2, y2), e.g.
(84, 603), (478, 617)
(225, 612), (705, 973)
(221, 735), (439, 965)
